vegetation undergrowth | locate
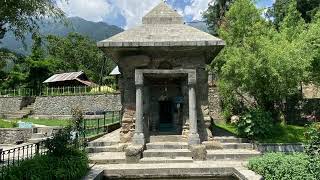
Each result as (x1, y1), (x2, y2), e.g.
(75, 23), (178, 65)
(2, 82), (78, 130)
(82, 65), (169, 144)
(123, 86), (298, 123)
(248, 153), (319, 180)
(215, 122), (306, 143)
(0, 119), (17, 128)
(248, 123), (320, 179)
(1, 122), (89, 179)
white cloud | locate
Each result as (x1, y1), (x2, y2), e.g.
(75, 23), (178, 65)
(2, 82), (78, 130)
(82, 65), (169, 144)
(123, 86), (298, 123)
(57, 0), (112, 22)
(56, 0), (213, 28)
(111, 0), (162, 29)
(184, 0), (211, 21)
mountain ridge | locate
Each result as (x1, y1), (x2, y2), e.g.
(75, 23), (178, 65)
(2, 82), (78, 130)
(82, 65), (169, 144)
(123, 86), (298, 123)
(0, 17), (124, 55)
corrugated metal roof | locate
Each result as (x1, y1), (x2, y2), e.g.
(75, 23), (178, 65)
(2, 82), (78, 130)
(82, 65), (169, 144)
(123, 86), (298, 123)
(43, 71), (84, 83)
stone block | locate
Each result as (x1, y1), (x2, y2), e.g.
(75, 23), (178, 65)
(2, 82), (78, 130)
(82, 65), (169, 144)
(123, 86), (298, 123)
(202, 141), (223, 150)
(125, 145), (144, 163)
(190, 144), (207, 161)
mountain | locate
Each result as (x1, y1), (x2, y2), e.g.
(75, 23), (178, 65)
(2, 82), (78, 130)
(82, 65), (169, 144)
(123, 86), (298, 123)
(0, 17), (123, 55)
(187, 20), (209, 33)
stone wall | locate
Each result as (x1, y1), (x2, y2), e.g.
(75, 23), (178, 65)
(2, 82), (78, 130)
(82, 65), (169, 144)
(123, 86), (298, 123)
(33, 94), (121, 116)
(0, 97), (21, 114)
(0, 128), (33, 144)
(207, 73), (223, 123)
(0, 97), (35, 114)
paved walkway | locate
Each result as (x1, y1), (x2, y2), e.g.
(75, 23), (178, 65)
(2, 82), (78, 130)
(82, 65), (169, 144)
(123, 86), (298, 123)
(90, 128), (121, 143)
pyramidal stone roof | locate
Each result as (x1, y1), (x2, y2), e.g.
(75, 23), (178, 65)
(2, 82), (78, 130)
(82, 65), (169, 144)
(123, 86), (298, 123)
(97, 2), (225, 48)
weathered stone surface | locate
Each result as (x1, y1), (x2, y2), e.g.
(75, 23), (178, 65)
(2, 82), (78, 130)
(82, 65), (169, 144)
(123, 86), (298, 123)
(202, 141), (223, 150)
(190, 144), (207, 161)
(33, 94), (121, 116)
(0, 128), (32, 144)
(0, 97), (35, 114)
(125, 145), (144, 163)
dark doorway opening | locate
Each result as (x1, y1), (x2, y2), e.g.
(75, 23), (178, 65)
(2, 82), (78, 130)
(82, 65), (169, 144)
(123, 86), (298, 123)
(159, 100), (174, 132)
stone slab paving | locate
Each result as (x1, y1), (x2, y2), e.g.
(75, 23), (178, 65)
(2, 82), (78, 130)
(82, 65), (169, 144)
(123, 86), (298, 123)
(83, 161), (262, 180)
(89, 128), (121, 144)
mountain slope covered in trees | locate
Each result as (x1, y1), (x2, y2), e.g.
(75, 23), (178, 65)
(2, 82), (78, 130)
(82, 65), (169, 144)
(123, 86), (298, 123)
(0, 17), (123, 55)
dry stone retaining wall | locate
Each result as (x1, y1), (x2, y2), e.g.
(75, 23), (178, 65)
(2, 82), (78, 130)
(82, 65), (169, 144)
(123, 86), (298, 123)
(0, 97), (23, 114)
(0, 128), (32, 144)
(33, 94), (121, 116)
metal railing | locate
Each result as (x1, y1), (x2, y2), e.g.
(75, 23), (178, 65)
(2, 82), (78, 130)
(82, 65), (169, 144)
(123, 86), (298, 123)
(82, 111), (121, 140)
(0, 141), (47, 179)
(0, 88), (35, 97)
(0, 84), (117, 97)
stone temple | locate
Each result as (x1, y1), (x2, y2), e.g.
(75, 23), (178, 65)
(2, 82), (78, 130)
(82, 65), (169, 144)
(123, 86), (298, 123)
(98, 2), (225, 145)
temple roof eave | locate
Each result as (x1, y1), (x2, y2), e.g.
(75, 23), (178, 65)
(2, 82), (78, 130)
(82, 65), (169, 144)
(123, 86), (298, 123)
(97, 40), (225, 48)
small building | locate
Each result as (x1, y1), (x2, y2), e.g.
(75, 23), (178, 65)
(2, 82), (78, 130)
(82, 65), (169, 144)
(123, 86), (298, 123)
(98, 2), (225, 145)
(43, 71), (94, 87)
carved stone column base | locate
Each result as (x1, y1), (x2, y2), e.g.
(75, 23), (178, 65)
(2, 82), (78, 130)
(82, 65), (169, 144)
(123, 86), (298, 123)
(132, 132), (145, 145)
(188, 133), (200, 145)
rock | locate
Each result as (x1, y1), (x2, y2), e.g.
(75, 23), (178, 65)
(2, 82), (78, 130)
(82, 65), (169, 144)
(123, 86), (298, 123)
(190, 144), (207, 161)
(231, 115), (240, 124)
(125, 145), (144, 163)
(202, 141), (223, 150)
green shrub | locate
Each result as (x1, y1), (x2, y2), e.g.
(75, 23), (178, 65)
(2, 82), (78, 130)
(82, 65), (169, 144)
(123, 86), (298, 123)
(236, 109), (273, 140)
(248, 153), (318, 180)
(45, 126), (78, 156)
(304, 123), (320, 157)
(2, 150), (88, 180)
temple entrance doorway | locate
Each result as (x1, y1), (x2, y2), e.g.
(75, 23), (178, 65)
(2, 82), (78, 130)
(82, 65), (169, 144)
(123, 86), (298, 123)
(146, 74), (187, 135)
(159, 100), (174, 132)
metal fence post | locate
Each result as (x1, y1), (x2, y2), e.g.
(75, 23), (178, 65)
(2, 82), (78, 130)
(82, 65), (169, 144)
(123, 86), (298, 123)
(112, 111), (114, 123)
(97, 118), (100, 134)
(83, 119), (86, 140)
(104, 112), (106, 132)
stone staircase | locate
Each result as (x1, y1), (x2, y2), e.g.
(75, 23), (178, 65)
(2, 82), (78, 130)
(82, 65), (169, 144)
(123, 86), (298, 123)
(87, 129), (127, 164)
(140, 135), (193, 164)
(4, 103), (34, 119)
(206, 136), (261, 161)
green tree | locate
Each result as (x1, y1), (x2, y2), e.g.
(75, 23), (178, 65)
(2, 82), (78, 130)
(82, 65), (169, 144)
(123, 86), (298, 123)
(268, 0), (320, 28)
(25, 34), (59, 93)
(203, 0), (234, 35)
(0, 0), (65, 41)
(46, 33), (114, 83)
(214, 0), (311, 121)
(302, 12), (320, 84)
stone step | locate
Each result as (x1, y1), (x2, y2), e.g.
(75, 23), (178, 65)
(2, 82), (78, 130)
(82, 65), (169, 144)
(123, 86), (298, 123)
(89, 152), (126, 164)
(207, 149), (261, 161)
(31, 133), (45, 139)
(146, 142), (188, 149)
(213, 136), (249, 143)
(87, 143), (128, 153)
(140, 157), (193, 164)
(150, 135), (185, 142)
(222, 143), (253, 149)
(87, 141), (120, 147)
(143, 149), (192, 158)
(28, 137), (50, 143)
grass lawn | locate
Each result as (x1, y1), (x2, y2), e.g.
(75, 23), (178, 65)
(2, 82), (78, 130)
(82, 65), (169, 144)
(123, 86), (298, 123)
(0, 119), (18, 128)
(215, 122), (306, 143)
(22, 118), (71, 127)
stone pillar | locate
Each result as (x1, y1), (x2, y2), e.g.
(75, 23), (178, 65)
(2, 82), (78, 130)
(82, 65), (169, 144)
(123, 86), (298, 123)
(133, 71), (145, 145)
(188, 71), (200, 145)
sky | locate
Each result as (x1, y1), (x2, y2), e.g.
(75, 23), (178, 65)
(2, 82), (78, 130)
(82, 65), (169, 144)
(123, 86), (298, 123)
(56, 0), (274, 29)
